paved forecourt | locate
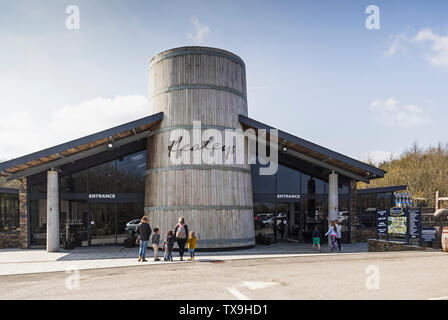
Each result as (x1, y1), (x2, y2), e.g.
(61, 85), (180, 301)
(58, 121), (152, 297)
(0, 250), (446, 300)
(0, 243), (371, 276)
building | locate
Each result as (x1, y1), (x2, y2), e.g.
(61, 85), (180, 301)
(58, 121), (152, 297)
(0, 46), (386, 250)
(355, 185), (407, 241)
(0, 187), (20, 247)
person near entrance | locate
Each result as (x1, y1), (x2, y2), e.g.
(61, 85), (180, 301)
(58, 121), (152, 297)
(335, 220), (342, 253)
(151, 227), (161, 261)
(312, 226), (321, 252)
(174, 216), (189, 261)
(277, 220), (286, 240)
(136, 216), (152, 262)
(325, 220), (338, 253)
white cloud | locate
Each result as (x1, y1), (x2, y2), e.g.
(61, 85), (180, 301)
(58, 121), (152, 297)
(385, 28), (448, 70)
(384, 33), (409, 56)
(414, 28), (448, 68)
(49, 95), (149, 139)
(369, 97), (429, 128)
(361, 150), (394, 165)
(0, 95), (149, 159)
(362, 151), (393, 165)
(186, 17), (211, 45)
(0, 111), (38, 160)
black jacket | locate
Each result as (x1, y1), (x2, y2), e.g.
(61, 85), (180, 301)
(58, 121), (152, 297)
(166, 235), (175, 248)
(136, 223), (152, 241)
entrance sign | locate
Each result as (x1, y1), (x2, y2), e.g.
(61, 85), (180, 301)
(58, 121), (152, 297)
(88, 194), (116, 199)
(276, 194), (300, 199)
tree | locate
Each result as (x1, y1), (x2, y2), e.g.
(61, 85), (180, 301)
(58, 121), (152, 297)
(358, 142), (448, 208)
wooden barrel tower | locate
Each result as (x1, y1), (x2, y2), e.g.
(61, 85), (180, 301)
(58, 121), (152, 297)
(145, 47), (255, 249)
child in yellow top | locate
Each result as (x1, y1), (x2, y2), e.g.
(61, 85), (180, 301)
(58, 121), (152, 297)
(187, 231), (197, 260)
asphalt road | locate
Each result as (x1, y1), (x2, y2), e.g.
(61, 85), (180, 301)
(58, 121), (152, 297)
(0, 251), (447, 300)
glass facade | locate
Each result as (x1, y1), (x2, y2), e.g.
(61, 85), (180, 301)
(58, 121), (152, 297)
(252, 162), (351, 244)
(356, 192), (394, 237)
(28, 150), (146, 247)
(0, 192), (19, 233)
(26, 148), (356, 247)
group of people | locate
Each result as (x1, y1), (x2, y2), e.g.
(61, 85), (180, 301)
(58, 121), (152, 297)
(135, 216), (197, 262)
(312, 220), (342, 253)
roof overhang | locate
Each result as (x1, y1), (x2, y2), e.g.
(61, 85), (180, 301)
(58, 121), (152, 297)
(0, 187), (19, 195)
(356, 185), (407, 195)
(0, 112), (163, 181)
(239, 115), (386, 184)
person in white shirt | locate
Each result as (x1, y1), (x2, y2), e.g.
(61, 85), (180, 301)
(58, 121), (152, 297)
(325, 220), (338, 252)
(335, 220), (342, 252)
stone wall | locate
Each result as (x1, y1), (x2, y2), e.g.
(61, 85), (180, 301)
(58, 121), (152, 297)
(367, 239), (426, 252)
(353, 229), (376, 242)
(349, 180), (359, 242)
(18, 178), (28, 248)
(0, 232), (20, 248)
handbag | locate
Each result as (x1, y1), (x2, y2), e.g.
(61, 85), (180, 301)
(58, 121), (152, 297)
(135, 224), (140, 244)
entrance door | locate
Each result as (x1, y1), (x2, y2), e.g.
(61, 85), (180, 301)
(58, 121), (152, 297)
(274, 202), (301, 243)
(64, 200), (88, 247)
(88, 203), (117, 246)
(116, 202), (144, 244)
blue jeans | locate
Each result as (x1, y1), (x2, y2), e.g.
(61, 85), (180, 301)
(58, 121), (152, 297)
(139, 241), (148, 259)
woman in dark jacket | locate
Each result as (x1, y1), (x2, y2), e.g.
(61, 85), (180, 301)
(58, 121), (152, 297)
(173, 216), (188, 261)
(136, 216), (152, 262)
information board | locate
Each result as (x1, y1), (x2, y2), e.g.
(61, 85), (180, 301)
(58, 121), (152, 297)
(388, 207), (407, 235)
(376, 210), (388, 236)
(421, 227), (437, 242)
(408, 209), (421, 239)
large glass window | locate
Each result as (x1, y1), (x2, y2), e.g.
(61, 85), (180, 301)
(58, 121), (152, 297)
(30, 199), (47, 246)
(301, 174), (310, 195)
(358, 194), (376, 229)
(116, 202), (144, 243)
(251, 164), (275, 194)
(315, 178), (327, 194)
(116, 151), (146, 193)
(28, 150), (147, 247)
(0, 193), (19, 233)
(277, 165), (301, 194)
(88, 161), (116, 194)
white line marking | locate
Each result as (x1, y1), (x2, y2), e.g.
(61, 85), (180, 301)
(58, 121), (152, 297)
(240, 281), (279, 290)
(428, 296), (448, 300)
(227, 286), (250, 300)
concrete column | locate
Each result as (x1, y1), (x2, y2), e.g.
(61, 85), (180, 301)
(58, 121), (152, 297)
(46, 170), (60, 252)
(328, 172), (338, 247)
(328, 172), (339, 222)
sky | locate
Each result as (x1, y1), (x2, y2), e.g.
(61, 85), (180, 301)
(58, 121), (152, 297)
(1, 0), (448, 165)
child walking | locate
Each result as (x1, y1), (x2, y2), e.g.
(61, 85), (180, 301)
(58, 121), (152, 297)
(163, 230), (175, 261)
(325, 221), (339, 252)
(312, 226), (321, 252)
(186, 231), (197, 260)
(151, 228), (161, 261)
